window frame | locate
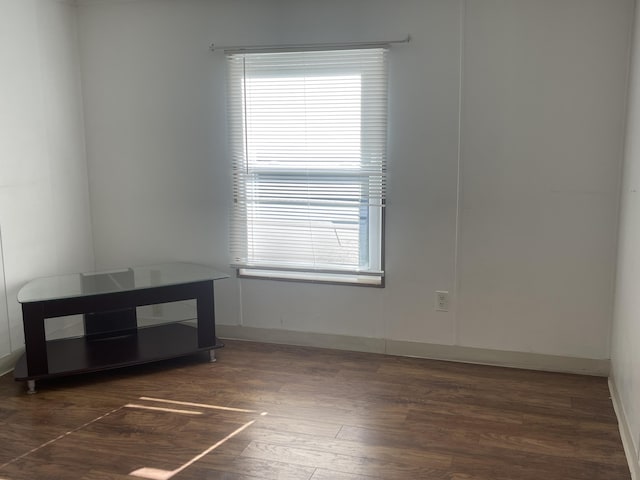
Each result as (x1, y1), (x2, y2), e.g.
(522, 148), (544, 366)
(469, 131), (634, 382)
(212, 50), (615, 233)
(227, 48), (388, 287)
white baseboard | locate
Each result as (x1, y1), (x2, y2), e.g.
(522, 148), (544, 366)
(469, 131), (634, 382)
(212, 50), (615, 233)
(610, 377), (640, 480)
(1, 326), (610, 379)
(218, 325), (386, 354)
(216, 325), (610, 376)
(0, 349), (23, 377)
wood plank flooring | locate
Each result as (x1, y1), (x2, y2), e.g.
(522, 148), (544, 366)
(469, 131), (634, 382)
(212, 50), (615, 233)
(0, 340), (630, 479)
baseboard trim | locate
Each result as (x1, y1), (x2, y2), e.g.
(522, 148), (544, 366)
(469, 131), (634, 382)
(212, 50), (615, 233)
(216, 325), (609, 376)
(386, 339), (609, 376)
(0, 349), (23, 378)
(610, 377), (640, 480)
(218, 325), (386, 354)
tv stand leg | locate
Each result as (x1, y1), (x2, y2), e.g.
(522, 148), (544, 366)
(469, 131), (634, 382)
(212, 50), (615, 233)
(27, 380), (36, 395)
(209, 350), (216, 363)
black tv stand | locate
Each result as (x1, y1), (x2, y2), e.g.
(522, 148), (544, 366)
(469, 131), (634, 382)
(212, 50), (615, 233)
(14, 263), (229, 393)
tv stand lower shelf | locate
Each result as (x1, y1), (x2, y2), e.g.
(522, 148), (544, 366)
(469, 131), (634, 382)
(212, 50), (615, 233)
(13, 323), (223, 392)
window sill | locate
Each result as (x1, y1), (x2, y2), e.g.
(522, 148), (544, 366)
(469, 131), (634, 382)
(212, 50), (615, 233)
(237, 268), (384, 287)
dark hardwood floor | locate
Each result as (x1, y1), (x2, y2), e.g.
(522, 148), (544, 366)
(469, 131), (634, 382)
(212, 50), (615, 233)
(0, 340), (630, 479)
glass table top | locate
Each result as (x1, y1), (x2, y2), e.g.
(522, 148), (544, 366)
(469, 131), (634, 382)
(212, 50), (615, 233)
(17, 262), (229, 303)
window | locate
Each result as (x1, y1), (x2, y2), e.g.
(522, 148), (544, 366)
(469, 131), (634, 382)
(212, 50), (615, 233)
(227, 48), (388, 286)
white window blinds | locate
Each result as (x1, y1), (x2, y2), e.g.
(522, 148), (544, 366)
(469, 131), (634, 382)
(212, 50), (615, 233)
(227, 48), (388, 285)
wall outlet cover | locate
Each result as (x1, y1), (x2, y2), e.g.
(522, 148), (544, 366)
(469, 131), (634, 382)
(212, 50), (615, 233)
(436, 291), (449, 312)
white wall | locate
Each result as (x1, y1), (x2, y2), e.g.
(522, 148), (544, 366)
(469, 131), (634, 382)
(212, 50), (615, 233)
(612, 0), (640, 474)
(0, 0), (94, 364)
(76, 0), (632, 365)
(459, 0), (632, 359)
(0, 228), (9, 361)
(77, 0), (461, 344)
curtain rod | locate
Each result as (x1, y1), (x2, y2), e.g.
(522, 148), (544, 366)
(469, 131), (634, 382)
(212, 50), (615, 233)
(209, 35), (410, 53)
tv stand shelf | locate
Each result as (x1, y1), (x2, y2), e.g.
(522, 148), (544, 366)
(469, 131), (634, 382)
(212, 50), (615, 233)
(14, 262), (228, 393)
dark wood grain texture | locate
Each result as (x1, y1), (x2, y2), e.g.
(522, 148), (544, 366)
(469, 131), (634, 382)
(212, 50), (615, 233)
(0, 340), (630, 479)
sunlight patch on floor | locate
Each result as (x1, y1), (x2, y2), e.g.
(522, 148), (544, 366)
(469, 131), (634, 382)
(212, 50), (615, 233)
(138, 396), (260, 413)
(129, 419), (258, 480)
(124, 403), (203, 415)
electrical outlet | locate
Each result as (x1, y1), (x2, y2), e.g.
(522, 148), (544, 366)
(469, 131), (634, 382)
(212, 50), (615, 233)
(436, 291), (449, 312)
